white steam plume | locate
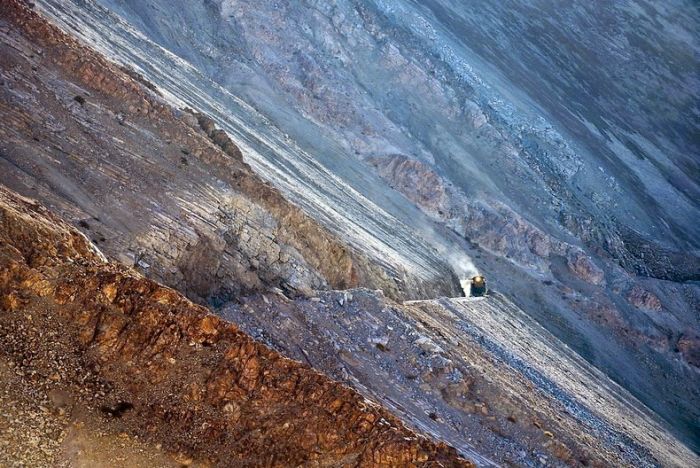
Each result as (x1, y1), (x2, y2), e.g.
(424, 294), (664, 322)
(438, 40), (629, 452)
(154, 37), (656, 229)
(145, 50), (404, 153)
(445, 252), (479, 296)
(448, 253), (479, 279)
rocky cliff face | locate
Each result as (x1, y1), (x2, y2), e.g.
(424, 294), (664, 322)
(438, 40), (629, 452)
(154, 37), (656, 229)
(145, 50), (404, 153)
(0, 0), (459, 304)
(0, 185), (471, 467)
(25, 4), (699, 451)
(2, 0), (699, 463)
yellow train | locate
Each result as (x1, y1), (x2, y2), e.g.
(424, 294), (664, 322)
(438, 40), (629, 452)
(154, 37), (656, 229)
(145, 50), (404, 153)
(470, 275), (487, 297)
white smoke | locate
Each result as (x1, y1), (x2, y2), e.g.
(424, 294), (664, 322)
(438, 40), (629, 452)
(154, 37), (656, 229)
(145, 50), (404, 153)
(459, 278), (472, 297)
(449, 254), (479, 279)
(446, 252), (479, 296)
(423, 232), (480, 296)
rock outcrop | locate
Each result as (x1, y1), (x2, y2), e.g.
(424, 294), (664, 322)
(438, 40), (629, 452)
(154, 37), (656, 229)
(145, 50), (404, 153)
(370, 155), (606, 284)
(0, 186), (471, 467)
(625, 285), (662, 312)
(677, 333), (700, 369)
(0, 0), (458, 303)
(369, 155), (452, 218)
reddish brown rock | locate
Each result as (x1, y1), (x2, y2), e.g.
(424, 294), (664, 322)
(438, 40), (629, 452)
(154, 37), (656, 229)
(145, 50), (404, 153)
(566, 251), (605, 285)
(369, 155), (451, 218)
(677, 333), (700, 369)
(626, 285), (662, 311)
(0, 186), (472, 467)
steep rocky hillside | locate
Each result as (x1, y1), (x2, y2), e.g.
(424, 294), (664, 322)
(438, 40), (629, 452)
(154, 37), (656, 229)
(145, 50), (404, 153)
(222, 290), (697, 467)
(0, 186), (471, 467)
(1, 0), (698, 465)
(1, 183), (696, 466)
(0, 0), (459, 304)
(30, 0), (698, 452)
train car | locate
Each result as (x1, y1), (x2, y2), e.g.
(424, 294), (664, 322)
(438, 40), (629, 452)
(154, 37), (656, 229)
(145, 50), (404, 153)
(470, 275), (487, 297)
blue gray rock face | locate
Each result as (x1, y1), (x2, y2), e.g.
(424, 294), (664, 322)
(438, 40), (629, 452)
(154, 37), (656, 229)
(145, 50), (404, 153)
(36, 0), (699, 452)
(93, 0), (699, 245)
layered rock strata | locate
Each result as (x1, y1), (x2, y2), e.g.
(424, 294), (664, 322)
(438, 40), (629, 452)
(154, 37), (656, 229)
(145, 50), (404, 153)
(0, 186), (471, 467)
(0, 0), (459, 304)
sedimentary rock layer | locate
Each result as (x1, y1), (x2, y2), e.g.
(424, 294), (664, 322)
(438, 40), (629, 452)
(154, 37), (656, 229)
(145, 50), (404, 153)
(0, 186), (471, 467)
(0, 0), (459, 304)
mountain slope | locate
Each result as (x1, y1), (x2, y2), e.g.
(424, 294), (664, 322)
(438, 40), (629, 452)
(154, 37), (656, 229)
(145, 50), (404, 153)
(0, 185), (471, 467)
(1, 0), (698, 464)
(28, 0), (700, 451)
(0, 0), (459, 303)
